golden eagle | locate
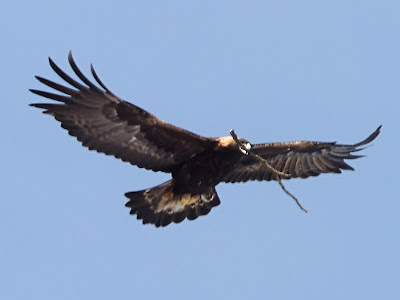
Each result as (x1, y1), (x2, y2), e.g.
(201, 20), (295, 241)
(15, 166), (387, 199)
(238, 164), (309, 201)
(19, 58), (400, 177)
(30, 53), (381, 227)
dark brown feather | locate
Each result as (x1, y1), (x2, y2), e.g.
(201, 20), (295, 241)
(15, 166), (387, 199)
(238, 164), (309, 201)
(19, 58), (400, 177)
(30, 52), (381, 227)
(125, 180), (220, 227)
(30, 52), (214, 172)
(222, 126), (381, 183)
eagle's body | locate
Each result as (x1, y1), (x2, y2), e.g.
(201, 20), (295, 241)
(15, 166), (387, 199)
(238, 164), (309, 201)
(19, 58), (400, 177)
(171, 137), (245, 193)
(30, 52), (381, 227)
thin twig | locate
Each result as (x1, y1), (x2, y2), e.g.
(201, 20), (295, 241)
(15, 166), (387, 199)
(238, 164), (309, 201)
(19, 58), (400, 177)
(230, 129), (308, 213)
(230, 129), (291, 179)
(276, 176), (308, 212)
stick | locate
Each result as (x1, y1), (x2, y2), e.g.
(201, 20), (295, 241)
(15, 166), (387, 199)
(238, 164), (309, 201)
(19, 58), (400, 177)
(230, 129), (291, 179)
(276, 176), (308, 212)
(230, 129), (308, 213)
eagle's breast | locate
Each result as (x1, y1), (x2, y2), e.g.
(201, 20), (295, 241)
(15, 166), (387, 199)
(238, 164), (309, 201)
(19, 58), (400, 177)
(172, 146), (244, 194)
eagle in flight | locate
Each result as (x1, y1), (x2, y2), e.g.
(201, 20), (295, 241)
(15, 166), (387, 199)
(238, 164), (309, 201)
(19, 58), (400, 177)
(30, 52), (381, 227)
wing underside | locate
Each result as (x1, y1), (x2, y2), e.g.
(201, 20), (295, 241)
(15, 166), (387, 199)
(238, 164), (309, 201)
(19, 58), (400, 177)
(222, 126), (381, 183)
(30, 52), (213, 172)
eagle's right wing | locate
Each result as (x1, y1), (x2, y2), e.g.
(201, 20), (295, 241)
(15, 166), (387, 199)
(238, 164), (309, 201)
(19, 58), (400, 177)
(30, 52), (215, 172)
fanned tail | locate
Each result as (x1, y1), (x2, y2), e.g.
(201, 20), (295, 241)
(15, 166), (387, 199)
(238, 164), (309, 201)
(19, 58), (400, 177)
(125, 180), (220, 227)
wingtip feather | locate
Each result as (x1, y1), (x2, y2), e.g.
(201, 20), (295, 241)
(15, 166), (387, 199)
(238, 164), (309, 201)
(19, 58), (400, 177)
(68, 50), (73, 61)
(90, 63), (111, 93)
(354, 125), (382, 147)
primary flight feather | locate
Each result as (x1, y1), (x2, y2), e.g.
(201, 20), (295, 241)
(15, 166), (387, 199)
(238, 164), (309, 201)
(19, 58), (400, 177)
(30, 52), (381, 227)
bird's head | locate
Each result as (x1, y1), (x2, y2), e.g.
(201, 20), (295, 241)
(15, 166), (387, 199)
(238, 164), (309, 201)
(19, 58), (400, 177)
(237, 137), (252, 154)
(216, 136), (252, 154)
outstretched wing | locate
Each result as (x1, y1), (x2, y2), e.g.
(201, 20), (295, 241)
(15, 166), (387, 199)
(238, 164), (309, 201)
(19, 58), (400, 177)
(30, 52), (214, 172)
(222, 126), (381, 183)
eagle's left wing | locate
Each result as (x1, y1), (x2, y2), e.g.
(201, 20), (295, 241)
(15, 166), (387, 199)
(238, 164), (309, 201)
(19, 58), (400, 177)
(30, 52), (215, 173)
(222, 126), (381, 183)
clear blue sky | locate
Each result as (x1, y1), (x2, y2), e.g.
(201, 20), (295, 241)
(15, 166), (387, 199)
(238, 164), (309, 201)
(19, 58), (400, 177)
(1, 1), (398, 299)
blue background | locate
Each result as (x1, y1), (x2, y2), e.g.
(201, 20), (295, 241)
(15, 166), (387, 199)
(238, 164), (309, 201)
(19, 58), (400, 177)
(1, 1), (398, 299)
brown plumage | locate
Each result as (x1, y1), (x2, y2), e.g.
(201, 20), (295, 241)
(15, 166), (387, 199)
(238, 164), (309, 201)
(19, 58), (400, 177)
(30, 52), (381, 227)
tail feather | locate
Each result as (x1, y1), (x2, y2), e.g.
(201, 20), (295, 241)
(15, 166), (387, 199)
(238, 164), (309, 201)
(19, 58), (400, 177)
(125, 180), (220, 227)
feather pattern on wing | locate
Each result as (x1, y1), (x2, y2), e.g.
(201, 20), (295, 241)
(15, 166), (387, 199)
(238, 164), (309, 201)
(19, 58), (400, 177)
(30, 52), (214, 172)
(222, 126), (381, 183)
